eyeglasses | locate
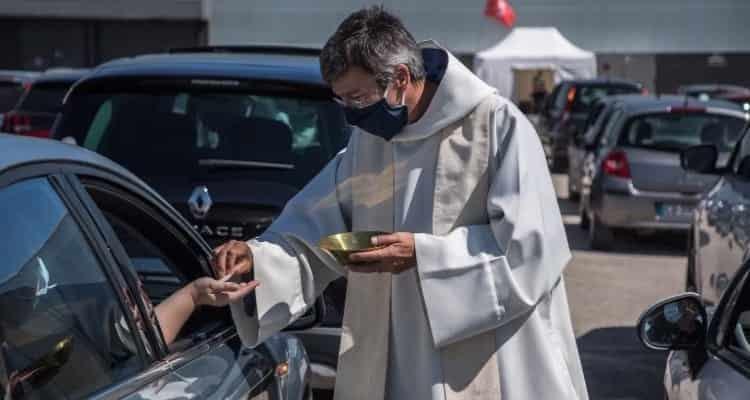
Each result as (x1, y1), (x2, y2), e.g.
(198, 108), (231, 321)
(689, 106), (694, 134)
(332, 83), (391, 109)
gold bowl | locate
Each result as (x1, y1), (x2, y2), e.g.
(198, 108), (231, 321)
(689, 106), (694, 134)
(318, 231), (388, 265)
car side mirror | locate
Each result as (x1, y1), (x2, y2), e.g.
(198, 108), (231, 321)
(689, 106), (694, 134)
(285, 296), (326, 331)
(637, 293), (707, 351)
(681, 145), (718, 174)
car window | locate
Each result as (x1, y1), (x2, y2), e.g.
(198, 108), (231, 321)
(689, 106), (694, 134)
(617, 113), (745, 163)
(82, 180), (231, 348)
(732, 127), (750, 173)
(56, 87), (350, 189)
(0, 82), (25, 112)
(19, 82), (72, 113)
(0, 178), (144, 399)
(601, 109), (625, 147)
(571, 84), (640, 113)
(727, 268), (750, 360)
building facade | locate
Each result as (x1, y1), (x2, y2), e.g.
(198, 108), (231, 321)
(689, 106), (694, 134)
(208, 0), (750, 93)
(0, 0), (208, 70)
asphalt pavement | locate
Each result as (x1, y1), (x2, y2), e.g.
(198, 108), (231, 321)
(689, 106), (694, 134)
(554, 174), (687, 400)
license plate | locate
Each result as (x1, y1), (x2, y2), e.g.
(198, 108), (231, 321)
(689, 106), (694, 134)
(656, 203), (694, 219)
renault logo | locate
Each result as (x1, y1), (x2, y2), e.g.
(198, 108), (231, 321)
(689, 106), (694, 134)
(188, 186), (212, 220)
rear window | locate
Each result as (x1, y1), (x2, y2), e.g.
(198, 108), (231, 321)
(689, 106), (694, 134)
(617, 112), (746, 154)
(19, 82), (73, 113)
(571, 84), (640, 113)
(55, 86), (350, 188)
(0, 82), (25, 112)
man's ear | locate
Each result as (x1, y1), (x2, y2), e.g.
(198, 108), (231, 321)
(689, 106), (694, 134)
(394, 64), (411, 89)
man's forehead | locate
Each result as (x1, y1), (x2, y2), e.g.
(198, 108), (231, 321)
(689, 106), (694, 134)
(331, 66), (377, 96)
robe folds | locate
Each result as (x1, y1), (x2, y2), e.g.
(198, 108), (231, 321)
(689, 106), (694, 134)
(230, 41), (589, 400)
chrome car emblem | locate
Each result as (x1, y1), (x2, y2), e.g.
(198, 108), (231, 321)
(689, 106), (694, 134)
(188, 186), (212, 220)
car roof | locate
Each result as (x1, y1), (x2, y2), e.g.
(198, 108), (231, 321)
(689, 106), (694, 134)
(34, 68), (91, 84)
(559, 78), (642, 88)
(0, 70), (40, 84)
(0, 134), (149, 192)
(612, 95), (747, 118)
(79, 52), (325, 87)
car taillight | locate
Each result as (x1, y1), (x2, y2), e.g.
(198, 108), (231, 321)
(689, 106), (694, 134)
(602, 151), (631, 178)
(565, 87), (577, 112)
(2, 113), (31, 135)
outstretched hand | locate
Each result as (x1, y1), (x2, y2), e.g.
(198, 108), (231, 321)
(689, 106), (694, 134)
(347, 232), (417, 274)
(190, 277), (259, 307)
(212, 240), (254, 279)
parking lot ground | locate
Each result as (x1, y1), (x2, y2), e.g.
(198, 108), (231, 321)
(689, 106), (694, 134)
(554, 174), (687, 400)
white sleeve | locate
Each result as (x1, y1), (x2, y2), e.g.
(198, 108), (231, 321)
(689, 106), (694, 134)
(230, 147), (353, 347)
(415, 102), (572, 348)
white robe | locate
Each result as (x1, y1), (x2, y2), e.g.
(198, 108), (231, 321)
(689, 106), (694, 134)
(230, 42), (589, 400)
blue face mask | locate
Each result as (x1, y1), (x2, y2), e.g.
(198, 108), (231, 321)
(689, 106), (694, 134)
(343, 88), (408, 141)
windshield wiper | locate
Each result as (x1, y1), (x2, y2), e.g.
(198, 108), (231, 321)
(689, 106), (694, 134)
(198, 158), (295, 170)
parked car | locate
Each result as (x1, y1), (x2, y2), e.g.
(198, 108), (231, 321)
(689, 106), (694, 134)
(636, 257), (750, 399)
(0, 70), (39, 129)
(0, 133), (312, 399)
(566, 95), (637, 200)
(52, 47), (349, 397)
(539, 78), (643, 171)
(2, 68), (89, 138)
(681, 122), (750, 305)
(679, 84), (750, 113)
(579, 95), (747, 250)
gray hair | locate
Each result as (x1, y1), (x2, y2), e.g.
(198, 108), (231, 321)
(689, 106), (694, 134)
(320, 6), (425, 89)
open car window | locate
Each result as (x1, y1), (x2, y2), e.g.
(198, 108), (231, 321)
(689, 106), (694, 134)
(79, 179), (231, 351)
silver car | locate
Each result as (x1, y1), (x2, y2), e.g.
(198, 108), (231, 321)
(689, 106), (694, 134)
(636, 256), (750, 399)
(579, 95), (748, 250)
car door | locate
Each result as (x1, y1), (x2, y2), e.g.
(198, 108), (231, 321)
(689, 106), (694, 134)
(0, 173), (154, 399)
(697, 127), (750, 305)
(672, 260), (750, 399)
(64, 171), (294, 399)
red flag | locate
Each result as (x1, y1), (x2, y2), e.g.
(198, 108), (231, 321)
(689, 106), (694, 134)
(485, 0), (517, 28)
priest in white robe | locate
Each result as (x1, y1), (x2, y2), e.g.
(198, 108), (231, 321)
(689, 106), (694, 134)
(214, 7), (589, 400)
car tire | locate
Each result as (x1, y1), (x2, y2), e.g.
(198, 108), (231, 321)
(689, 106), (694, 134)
(579, 202), (590, 230)
(567, 179), (580, 201)
(686, 252), (697, 293)
(589, 215), (613, 251)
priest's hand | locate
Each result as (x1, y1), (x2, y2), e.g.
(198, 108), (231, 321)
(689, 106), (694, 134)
(347, 232), (417, 274)
(212, 240), (254, 279)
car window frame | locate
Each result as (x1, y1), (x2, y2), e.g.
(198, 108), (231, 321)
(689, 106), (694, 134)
(707, 260), (750, 379)
(0, 166), (155, 396)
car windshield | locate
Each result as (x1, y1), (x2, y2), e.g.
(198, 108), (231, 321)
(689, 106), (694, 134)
(55, 87), (350, 188)
(20, 82), (73, 113)
(617, 112), (746, 154)
(571, 84), (640, 113)
(0, 82), (25, 112)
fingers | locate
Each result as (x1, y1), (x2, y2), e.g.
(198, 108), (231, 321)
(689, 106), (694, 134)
(371, 233), (401, 247)
(226, 280), (260, 302)
(348, 247), (392, 264)
(212, 243), (229, 277)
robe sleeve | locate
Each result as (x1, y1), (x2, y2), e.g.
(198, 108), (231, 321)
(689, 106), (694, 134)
(414, 101), (572, 348)
(230, 145), (354, 347)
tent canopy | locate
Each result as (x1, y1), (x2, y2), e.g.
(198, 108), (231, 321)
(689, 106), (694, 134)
(474, 27), (597, 100)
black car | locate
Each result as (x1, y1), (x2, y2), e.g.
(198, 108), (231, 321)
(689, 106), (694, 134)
(682, 121), (750, 306)
(52, 47), (350, 396)
(0, 133), (311, 399)
(539, 78), (643, 171)
(0, 70), (39, 129)
(2, 68), (89, 138)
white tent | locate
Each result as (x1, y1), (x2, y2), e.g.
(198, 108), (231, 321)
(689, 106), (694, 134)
(474, 27), (597, 101)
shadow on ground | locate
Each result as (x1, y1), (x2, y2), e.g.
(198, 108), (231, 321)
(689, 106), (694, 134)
(577, 327), (667, 400)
